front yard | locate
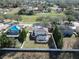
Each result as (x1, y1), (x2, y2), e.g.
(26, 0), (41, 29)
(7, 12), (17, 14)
(21, 33), (49, 48)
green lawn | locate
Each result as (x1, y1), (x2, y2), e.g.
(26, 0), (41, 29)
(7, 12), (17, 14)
(15, 39), (22, 48)
(22, 33), (48, 48)
(21, 11), (66, 23)
(21, 15), (38, 23)
(36, 11), (65, 16)
(0, 8), (65, 23)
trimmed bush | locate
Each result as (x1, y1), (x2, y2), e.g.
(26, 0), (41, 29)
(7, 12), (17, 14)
(53, 25), (63, 48)
(18, 28), (28, 43)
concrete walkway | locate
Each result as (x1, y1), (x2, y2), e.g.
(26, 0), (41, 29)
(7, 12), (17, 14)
(20, 33), (29, 48)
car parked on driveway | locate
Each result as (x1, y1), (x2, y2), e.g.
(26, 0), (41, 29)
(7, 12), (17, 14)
(59, 25), (74, 37)
(30, 27), (51, 43)
(36, 34), (50, 43)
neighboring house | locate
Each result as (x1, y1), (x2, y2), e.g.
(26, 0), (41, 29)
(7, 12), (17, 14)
(6, 25), (21, 37)
(0, 24), (5, 31)
(30, 27), (51, 43)
(33, 22), (53, 32)
(32, 23), (43, 29)
(75, 26), (79, 36)
(0, 18), (4, 23)
(60, 21), (77, 31)
(69, 21), (79, 31)
(71, 21), (79, 27)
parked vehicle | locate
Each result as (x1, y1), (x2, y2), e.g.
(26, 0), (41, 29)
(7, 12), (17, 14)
(59, 25), (74, 37)
(30, 28), (51, 43)
(36, 34), (49, 43)
(63, 28), (74, 37)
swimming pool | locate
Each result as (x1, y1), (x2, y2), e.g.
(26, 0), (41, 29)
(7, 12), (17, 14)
(10, 25), (21, 31)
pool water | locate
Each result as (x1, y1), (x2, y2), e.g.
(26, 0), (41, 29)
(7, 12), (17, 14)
(10, 25), (21, 31)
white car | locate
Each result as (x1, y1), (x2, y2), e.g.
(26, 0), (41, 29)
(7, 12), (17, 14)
(36, 34), (50, 43)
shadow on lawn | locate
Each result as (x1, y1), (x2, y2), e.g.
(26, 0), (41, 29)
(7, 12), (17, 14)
(48, 38), (60, 59)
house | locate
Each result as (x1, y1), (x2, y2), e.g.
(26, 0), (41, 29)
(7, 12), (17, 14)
(0, 24), (4, 31)
(69, 21), (79, 31)
(33, 22), (53, 32)
(6, 25), (21, 37)
(75, 26), (79, 36)
(4, 19), (12, 23)
(30, 27), (51, 43)
(0, 18), (4, 23)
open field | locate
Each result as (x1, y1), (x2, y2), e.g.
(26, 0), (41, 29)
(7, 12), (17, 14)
(0, 7), (66, 23)
(21, 11), (66, 23)
(21, 15), (38, 23)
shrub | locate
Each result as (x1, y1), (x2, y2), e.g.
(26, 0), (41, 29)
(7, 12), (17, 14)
(18, 9), (26, 15)
(18, 28), (28, 43)
(67, 15), (75, 23)
(53, 25), (63, 48)
(18, 9), (34, 15)
(0, 34), (16, 48)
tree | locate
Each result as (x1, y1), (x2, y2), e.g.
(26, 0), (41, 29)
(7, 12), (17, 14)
(47, 3), (54, 7)
(64, 10), (74, 15)
(0, 34), (16, 48)
(36, 15), (64, 26)
(18, 28), (28, 43)
(58, 3), (68, 8)
(27, 10), (34, 15)
(18, 9), (26, 15)
(47, 7), (51, 12)
(53, 25), (63, 48)
(73, 11), (79, 20)
(18, 9), (34, 15)
(64, 6), (74, 15)
(67, 15), (75, 23)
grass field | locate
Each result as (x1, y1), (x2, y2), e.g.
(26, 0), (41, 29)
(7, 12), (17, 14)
(21, 11), (66, 23)
(1, 8), (65, 23)
(21, 15), (38, 23)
